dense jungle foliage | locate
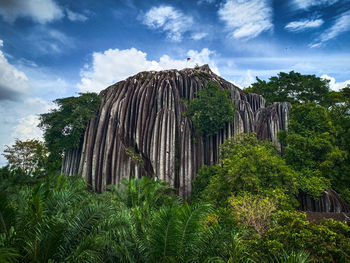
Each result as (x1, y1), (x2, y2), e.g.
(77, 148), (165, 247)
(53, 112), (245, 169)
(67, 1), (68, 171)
(1, 72), (350, 262)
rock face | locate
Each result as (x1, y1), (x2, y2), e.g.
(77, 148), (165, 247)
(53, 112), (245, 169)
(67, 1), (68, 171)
(298, 189), (350, 213)
(62, 65), (290, 199)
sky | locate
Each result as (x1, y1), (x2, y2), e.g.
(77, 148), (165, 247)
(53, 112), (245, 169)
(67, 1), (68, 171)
(0, 0), (350, 165)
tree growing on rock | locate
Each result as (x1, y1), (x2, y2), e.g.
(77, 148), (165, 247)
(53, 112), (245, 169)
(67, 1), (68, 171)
(187, 81), (235, 136)
(39, 92), (101, 171)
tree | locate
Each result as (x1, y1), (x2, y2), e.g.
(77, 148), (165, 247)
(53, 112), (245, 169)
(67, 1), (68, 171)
(245, 71), (330, 106)
(328, 86), (350, 152)
(255, 211), (350, 263)
(195, 133), (299, 209)
(280, 103), (348, 199)
(2, 139), (47, 175)
(39, 93), (101, 170)
(229, 194), (276, 236)
(187, 81), (235, 136)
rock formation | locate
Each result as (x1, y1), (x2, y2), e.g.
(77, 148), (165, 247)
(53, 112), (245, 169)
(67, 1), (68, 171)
(61, 65), (291, 199)
(298, 189), (350, 213)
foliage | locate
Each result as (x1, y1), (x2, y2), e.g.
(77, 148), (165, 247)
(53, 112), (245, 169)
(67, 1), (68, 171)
(125, 147), (143, 165)
(191, 165), (222, 203)
(39, 92), (101, 158)
(255, 211), (350, 263)
(282, 102), (349, 198)
(245, 72), (350, 202)
(0, 168), (225, 263)
(195, 133), (298, 209)
(0, 170), (107, 262)
(2, 71), (350, 263)
(226, 233), (255, 263)
(2, 139), (47, 176)
(270, 250), (312, 263)
(244, 71), (330, 106)
(325, 86), (350, 202)
(229, 194), (276, 236)
(187, 81), (235, 136)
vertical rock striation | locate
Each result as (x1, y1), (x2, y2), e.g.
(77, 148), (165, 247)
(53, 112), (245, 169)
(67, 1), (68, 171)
(298, 189), (350, 213)
(62, 65), (290, 199)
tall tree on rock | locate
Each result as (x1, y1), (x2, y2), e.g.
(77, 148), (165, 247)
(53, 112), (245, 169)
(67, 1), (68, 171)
(39, 93), (101, 171)
(187, 81), (235, 136)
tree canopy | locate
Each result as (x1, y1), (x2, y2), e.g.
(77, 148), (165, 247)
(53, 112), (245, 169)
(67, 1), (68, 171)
(194, 133), (299, 208)
(187, 81), (235, 136)
(280, 102), (350, 200)
(245, 71), (330, 106)
(39, 92), (101, 159)
(2, 139), (47, 176)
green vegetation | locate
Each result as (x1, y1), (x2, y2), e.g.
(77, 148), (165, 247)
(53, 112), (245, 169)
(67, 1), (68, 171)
(1, 72), (350, 262)
(125, 147), (143, 165)
(39, 92), (101, 170)
(192, 133), (350, 263)
(2, 139), (47, 176)
(187, 81), (235, 136)
(244, 71), (330, 106)
(248, 73), (350, 203)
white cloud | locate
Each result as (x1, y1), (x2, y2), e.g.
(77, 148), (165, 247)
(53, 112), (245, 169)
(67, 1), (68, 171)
(27, 27), (74, 54)
(66, 9), (88, 22)
(0, 0), (63, 23)
(143, 5), (193, 42)
(13, 115), (43, 141)
(218, 0), (273, 39)
(293, 0), (338, 9)
(321, 74), (350, 91)
(285, 18), (324, 32)
(310, 11), (350, 48)
(0, 40), (3, 47)
(0, 48), (29, 100)
(78, 47), (219, 93)
(191, 32), (208, 40)
(0, 45), (71, 166)
(0, 97), (54, 166)
(47, 29), (72, 47)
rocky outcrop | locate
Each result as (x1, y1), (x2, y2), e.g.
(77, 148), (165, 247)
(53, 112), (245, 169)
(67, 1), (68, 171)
(61, 65), (290, 199)
(298, 189), (350, 213)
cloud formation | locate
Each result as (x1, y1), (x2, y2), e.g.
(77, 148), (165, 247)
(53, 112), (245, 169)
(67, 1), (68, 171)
(0, 97), (54, 165)
(293, 0), (338, 9)
(0, 48), (28, 101)
(321, 74), (350, 91)
(218, 0), (273, 39)
(143, 5), (193, 41)
(310, 10), (350, 48)
(191, 32), (208, 40)
(0, 0), (63, 23)
(78, 48), (218, 93)
(26, 27), (74, 54)
(66, 9), (88, 22)
(285, 18), (324, 32)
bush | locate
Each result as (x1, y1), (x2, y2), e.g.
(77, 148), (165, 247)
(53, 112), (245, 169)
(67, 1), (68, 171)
(254, 211), (350, 262)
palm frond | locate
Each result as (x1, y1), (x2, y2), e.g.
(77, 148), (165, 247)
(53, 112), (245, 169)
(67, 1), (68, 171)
(271, 250), (313, 263)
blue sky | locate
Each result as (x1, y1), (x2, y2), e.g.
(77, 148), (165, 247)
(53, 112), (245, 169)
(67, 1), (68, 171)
(0, 0), (350, 165)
